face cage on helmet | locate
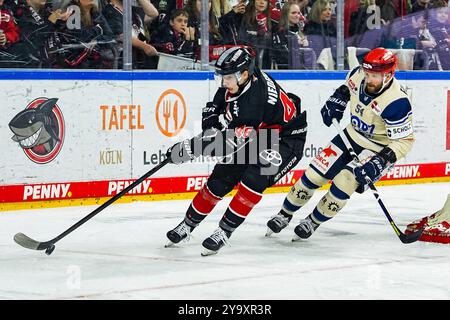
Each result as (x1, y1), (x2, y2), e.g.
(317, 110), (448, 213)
(214, 70), (243, 88)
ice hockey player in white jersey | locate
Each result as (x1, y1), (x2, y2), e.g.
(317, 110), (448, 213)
(266, 47), (415, 240)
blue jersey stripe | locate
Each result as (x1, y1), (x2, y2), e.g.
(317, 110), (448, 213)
(384, 111), (413, 125)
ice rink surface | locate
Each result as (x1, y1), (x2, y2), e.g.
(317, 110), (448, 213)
(1, 182), (449, 300)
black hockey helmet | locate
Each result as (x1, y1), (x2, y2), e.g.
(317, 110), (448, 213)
(214, 47), (255, 88)
(214, 47), (255, 76)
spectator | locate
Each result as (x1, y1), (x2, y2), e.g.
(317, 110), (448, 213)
(218, 0), (245, 45)
(11, 0), (70, 67)
(376, 0), (409, 23)
(303, 0), (336, 69)
(349, 0), (379, 37)
(185, 0), (205, 45)
(103, 0), (159, 68)
(185, 0), (223, 49)
(344, 0), (360, 37)
(303, 0), (336, 37)
(428, 5), (450, 69)
(209, 4), (224, 46)
(0, 0), (20, 49)
(413, 10), (440, 68)
(272, 1), (308, 68)
(411, 0), (432, 13)
(150, 9), (195, 57)
(59, 0), (115, 68)
(219, 0), (272, 68)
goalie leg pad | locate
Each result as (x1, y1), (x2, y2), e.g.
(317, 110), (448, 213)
(406, 194), (450, 244)
(419, 222), (450, 244)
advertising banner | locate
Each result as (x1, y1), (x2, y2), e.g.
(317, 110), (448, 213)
(1, 72), (449, 210)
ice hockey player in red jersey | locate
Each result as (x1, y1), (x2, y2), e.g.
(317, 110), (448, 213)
(165, 47), (308, 255)
(406, 194), (450, 244)
(266, 47), (416, 240)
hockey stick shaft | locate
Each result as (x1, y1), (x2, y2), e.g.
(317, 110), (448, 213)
(332, 119), (422, 243)
(15, 158), (170, 251)
(53, 158), (170, 243)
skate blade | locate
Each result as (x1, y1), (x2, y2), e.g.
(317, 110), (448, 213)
(265, 228), (274, 237)
(164, 241), (175, 248)
(291, 235), (302, 242)
(201, 248), (218, 256)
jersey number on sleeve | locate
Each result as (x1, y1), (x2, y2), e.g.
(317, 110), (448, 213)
(280, 91), (296, 123)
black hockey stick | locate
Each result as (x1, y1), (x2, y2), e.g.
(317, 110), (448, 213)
(332, 119), (423, 244)
(14, 158), (170, 255)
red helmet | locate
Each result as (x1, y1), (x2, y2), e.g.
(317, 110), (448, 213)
(362, 48), (397, 75)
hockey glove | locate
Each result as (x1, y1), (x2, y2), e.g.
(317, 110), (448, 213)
(353, 147), (397, 187)
(202, 102), (223, 131)
(320, 85), (350, 127)
(166, 139), (195, 164)
(167, 129), (221, 164)
(353, 155), (385, 186)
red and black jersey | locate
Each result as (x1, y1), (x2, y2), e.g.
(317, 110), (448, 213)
(212, 67), (299, 132)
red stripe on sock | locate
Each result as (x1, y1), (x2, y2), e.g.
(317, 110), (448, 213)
(229, 183), (262, 217)
(191, 185), (222, 215)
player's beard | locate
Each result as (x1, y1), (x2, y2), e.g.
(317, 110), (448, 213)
(365, 82), (382, 94)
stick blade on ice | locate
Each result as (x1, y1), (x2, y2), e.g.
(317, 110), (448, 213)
(14, 233), (42, 250)
(400, 228), (424, 244)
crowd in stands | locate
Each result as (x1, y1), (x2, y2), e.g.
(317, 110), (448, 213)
(0, 0), (448, 69)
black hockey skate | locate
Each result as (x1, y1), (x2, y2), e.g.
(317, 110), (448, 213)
(292, 216), (319, 241)
(165, 221), (194, 247)
(201, 228), (231, 256)
(266, 210), (293, 236)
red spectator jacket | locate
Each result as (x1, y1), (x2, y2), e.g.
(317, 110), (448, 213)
(0, 7), (20, 47)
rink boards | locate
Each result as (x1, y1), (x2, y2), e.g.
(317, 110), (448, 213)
(1, 70), (449, 210)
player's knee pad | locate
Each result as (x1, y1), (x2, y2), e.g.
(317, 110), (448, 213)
(283, 169), (328, 213)
(331, 169), (359, 198)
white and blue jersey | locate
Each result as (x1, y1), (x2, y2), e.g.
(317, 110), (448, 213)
(345, 67), (415, 160)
